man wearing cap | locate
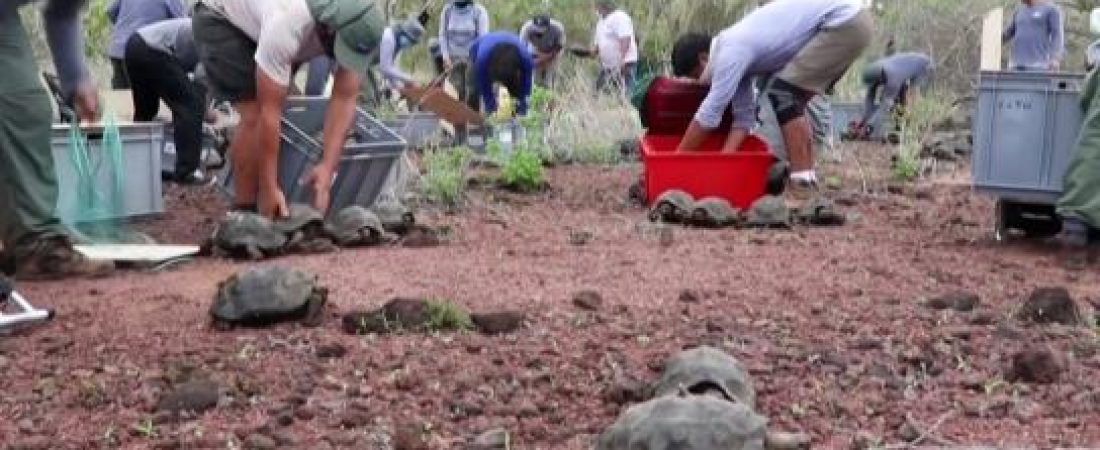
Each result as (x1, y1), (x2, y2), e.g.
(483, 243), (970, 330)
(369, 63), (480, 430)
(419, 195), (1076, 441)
(520, 14), (566, 88)
(193, 0), (385, 218)
(380, 13), (429, 94)
(0, 0), (116, 280)
(676, 0), (872, 208)
(857, 52), (933, 140)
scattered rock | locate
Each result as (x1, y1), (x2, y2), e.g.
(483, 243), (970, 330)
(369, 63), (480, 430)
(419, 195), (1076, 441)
(392, 422), (427, 450)
(401, 226), (443, 248)
(156, 379), (220, 415)
(342, 298), (436, 334)
(340, 410), (371, 428)
(765, 430), (811, 450)
(572, 291), (604, 311)
(969, 311), (998, 326)
(896, 421), (920, 442)
(16, 419), (34, 434)
(294, 406), (316, 421)
(470, 428), (510, 449)
(569, 229), (594, 246)
(678, 289), (701, 304)
(1007, 348), (1064, 384)
(243, 433), (277, 450)
(925, 291), (979, 312)
(270, 430), (297, 446)
(274, 412), (294, 427)
(1016, 287), (1081, 325)
(316, 343), (348, 359)
(471, 311), (525, 335)
(850, 430), (881, 450)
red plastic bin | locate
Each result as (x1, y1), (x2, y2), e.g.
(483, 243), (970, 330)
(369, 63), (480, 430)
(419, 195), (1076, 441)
(641, 133), (775, 210)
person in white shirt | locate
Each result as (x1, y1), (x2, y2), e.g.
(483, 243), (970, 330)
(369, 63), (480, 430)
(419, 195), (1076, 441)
(520, 14), (566, 88)
(193, 0), (385, 218)
(591, 0), (638, 95)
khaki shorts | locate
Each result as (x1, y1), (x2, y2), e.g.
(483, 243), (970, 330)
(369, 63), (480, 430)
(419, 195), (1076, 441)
(778, 10), (874, 93)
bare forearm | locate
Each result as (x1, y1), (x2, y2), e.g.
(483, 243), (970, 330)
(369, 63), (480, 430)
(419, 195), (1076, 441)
(721, 128), (749, 152)
(257, 109), (282, 190)
(678, 121), (711, 152)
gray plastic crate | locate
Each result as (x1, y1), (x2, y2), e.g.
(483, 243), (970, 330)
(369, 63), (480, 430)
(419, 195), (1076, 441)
(972, 71), (1084, 204)
(219, 97), (405, 213)
(51, 122), (165, 223)
(382, 112), (442, 148)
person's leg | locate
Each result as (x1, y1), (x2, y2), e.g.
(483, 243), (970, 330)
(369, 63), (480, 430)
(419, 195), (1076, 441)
(0, 10), (112, 279)
(151, 58), (205, 179)
(774, 10), (873, 186)
(110, 57), (130, 89)
(622, 62), (638, 96)
(124, 36), (161, 122)
(193, 3), (260, 207)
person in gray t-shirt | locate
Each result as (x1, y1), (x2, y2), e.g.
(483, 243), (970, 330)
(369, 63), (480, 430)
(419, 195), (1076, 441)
(1003, 0), (1064, 71)
(858, 52), (933, 140)
(125, 18), (209, 184)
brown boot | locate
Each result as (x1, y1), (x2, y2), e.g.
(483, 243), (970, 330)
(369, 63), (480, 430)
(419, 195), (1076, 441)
(11, 236), (114, 281)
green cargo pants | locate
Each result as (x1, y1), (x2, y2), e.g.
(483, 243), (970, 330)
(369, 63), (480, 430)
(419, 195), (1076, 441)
(0, 6), (67, 249)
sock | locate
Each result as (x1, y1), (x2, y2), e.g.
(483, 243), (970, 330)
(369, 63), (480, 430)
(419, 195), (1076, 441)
(791, 170), (817, 184)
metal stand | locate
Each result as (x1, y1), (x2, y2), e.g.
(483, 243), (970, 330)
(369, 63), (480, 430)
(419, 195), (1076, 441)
(0, 281), (54, 330)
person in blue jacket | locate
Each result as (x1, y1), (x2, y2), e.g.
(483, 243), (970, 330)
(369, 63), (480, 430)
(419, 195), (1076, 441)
(466, 31), (534, 117)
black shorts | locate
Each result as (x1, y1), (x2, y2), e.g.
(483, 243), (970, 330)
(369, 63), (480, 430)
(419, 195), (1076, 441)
(193, 3), (258, 103)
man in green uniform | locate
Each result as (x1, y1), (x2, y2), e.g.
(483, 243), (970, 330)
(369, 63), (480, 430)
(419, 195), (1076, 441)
(0, 0), (115, 280)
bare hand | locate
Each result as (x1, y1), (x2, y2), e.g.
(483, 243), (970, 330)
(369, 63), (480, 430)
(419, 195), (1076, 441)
(303, 164), (334, 213)
(72, 81), (100, 123)
(259, 185), (289, 219)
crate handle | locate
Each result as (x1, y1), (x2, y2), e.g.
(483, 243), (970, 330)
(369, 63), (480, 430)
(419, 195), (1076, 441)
(1053, 79), (1079, 91)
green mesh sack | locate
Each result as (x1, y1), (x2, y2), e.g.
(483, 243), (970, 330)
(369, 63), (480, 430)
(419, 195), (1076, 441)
(63, 115), (126, 226)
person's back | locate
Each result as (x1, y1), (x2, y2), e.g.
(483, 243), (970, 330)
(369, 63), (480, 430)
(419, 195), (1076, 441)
(711, 0), (863, 76)
(108, 0), (185, 63)
(1004, 0), (1064, 70)
(878, 52), (931, 86)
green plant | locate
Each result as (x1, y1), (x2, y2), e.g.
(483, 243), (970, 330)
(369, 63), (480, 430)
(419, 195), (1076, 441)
(131, 419), (157, 438)
(420, 146), (473, 206)
(892, 92), (955, 180)
(499, 148), (545, 192)
(424, 299), (474, 331)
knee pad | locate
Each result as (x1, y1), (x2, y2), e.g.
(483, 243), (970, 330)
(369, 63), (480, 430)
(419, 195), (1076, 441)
(768, 78), (815, 125)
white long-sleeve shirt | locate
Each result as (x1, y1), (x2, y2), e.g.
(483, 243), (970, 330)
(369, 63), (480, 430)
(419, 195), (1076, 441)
(379, 27), (413, 89)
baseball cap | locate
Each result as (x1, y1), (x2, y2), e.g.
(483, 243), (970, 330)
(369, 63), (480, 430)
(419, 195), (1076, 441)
(305, 0), (385, 76)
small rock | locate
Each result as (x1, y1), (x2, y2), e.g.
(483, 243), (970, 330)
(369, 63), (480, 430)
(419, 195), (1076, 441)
(959, 374), (986, 391)
(850, 430), (881, 450)
(392, 422), (427, 450)
(470, 428), (510, 450)
(340, 410), (371, 428)
(17, 419), (34, 434)
(969, 312), (998, 326)
(316, 343), (348, 359)
(569, 229), (593, 246)
(244, 433), (277, 450)
(401, 226), (442, 248)
(897, 421), (920, 442)
(1016, 287), (1081, 325)
(270, 430), (297, 446)
(294, 406), (316, 421)
(274, 413), (294, 427)
(515, 399), (539, 418)
(471, 311), (525, 335)
(658, 226), (674, 247)
(765, 430), (811, 450)
(572, 291), (604, 311)
(925, 291), (979, 312)
(1007, 348), (1064, 384)
(156, 379), (220, 415)
(678, 289), (701, 303)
